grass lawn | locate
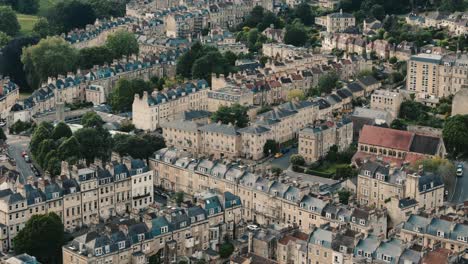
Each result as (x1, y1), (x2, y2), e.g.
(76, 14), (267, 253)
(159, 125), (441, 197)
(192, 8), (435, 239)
(17, 13), (40, 35)
(312, 163), (349, 174)
(38, 0), (66, 16)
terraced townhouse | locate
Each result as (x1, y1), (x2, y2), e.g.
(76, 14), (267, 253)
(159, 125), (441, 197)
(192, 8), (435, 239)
(149, 147), (388, 239)
(132, 80), (210, 131)
(0, 158), (154, 252)
(0, 78), (20, 119)
(62, 191), (243, 264)
(13, 55), (174, 119)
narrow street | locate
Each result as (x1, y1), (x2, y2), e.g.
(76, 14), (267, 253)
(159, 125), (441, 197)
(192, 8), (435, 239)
(6, 134), (34, 184)
(449, 161), (468, 203)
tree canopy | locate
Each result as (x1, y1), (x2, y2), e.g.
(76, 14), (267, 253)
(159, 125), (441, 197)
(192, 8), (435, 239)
(211, 104), (249, 128)
(109, 78), (152, 112)
(13, 213), (64, 264)
(105, 30), (139, 58)
(0, 6), (20, 36)
(317, 72), (339, 94)
(284, 22), (308, 47)
(46, 0), (96, 33)
(0, 36), (39, 92)
(442, 115), (468, 158)
(21, 37), (78, 89)
(263, 139), (279, 156)
(113, 133), (165, 160)
(176, 42), (237, 83)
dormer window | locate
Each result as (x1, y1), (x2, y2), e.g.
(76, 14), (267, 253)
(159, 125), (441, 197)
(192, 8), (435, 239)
(352, 217), (356, 223)
(359, 219), (366, 225)
(52, 192), (59, 199)
(180, 221), (186, 227)
(70, 187), (76, 193)
(161, 226), (168, 234)
(34, 197), (41, 203)
(118, 241), (125, 250)
(316, 239), (323, 245)
(326, 213), (331, 219)
(339, 245), (347, 253)
(300, 203), (305, 208)
(457, 236), (467, 242)
(364, 170), (371, 176)
(136, 168), (143, 174)
(104, 245), (110, 253)
(137, 233), (145, 241)
(413, 226), (421, 232)
(95, 248), (102, 256)
(339, 216), (345, 222)
(437, 231), (444, 237)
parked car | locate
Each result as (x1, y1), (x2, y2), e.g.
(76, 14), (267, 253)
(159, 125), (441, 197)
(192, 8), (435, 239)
(456, 164), (464, 177)
(274, 153), (283, 158)
(24, 155), (31, 163)
(247, 225), (259, 231)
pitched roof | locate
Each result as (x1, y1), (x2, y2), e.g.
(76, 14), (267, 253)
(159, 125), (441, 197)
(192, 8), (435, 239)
(409, 134), (440, 155)
(359, 125), (414, 151)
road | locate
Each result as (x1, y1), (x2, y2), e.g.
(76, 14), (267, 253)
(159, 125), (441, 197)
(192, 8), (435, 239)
(267, 147), (298, 170)
(449, 161), (468, 204)
(6, 134), (34, 184)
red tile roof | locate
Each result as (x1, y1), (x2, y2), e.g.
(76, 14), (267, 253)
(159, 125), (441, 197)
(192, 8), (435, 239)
(359, 125), (414, 151)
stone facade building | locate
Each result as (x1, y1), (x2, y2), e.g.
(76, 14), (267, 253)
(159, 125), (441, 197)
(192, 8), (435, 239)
(298, 118), (353, 164)
(0, 158), (153, 252)
(370, 89), (403, 119)
(407, 53), (468, 103)
(132, 80), (209, 131)
(353, 125), (446, 166)
(315, 10), (356, 33)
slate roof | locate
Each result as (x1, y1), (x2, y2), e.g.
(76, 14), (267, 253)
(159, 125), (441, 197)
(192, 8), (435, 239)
(199, 123), (239, 136)
(409, 134), (440, 155)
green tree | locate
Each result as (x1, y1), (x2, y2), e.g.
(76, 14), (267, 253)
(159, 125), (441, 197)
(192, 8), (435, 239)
(219, 242), (234, 258)
(399, 100), (428, 121)
(77, 45), (114, 69)
(211, 104), (249, 128)
(32, 18), (53, 38)
(439, 0), (466, 12)
(21, 37), (78, 89)
(442, 115), (468, 158)
(287, 89), (305, 101)
(284, 22), (308, 47)
(80, 111), (104, 128)
(0, 6), (20, 36)
(105, 30), (139, 58)
(317, 72), (339, 94)
(338, 189), (351, 204)
(30, 122), (53, 158)
(57, 136), (81, 162)
(390, 119), (407, 130)
(370, 4), (385, 20)
(87, 0), (126, 19)
(13, 213), (64, 264)
(263, 139), (279, 156)
(46, 0), (96, 33)
(0, 31), (11, 48)
(294, 2), (314, 25)
(290, 154), (305, 166)
(16, 0), (39, 14)
(46, 156), (61, 176)
(74, 127), (111, 163)
(37, 139), (55, 167)
(271, 167), (283, 176)
(109, 78), (151, 112)
(52, 122), (72, 140)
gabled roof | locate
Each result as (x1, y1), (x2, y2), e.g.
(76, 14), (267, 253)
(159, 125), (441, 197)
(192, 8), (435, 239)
(359, 125), (414, 151)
